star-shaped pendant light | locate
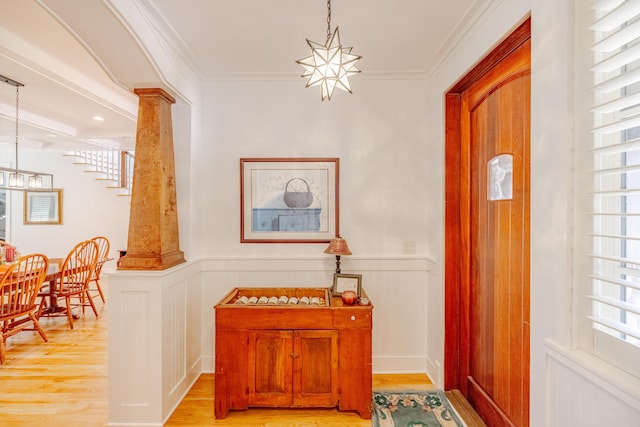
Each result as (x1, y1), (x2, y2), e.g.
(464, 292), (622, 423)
(296, 0), (361, 101)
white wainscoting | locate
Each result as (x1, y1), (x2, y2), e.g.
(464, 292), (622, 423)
(107, 256), (432, 426)
(108, 261), (201, 427)
(199, 256), (433, 375)
(544, 340), (640, 427)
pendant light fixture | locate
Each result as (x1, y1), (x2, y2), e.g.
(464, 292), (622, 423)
(296, 0), (362, 101)
(0, 74), (53, 192)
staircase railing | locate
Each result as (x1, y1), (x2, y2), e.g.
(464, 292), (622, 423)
(67, 150), (134, 194)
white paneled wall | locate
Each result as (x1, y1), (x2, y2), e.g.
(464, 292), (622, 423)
(199, 256), (432, 374)
(545, 341), (640, 427)
(108, 256), (432, 425)
(108, 262), (201, 427)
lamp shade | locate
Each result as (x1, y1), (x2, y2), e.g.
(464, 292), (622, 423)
(324, 235), (352, 256)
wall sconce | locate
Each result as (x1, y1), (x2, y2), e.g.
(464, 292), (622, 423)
(324, 234), (352, 273)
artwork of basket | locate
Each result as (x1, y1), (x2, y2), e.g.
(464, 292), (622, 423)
(283, 178), (313, 208)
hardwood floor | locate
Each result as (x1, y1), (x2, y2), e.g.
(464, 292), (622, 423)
(0, 294), (108, 427)
(165, 373), (437, 427)
(0, 282), (485, 426)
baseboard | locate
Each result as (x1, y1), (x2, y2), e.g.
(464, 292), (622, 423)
(426, 357), (443, 389)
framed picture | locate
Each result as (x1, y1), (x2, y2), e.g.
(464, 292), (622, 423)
(24, 189), (63, 224)
(332, 273), (362, 297)
(241, 158), (339, 243)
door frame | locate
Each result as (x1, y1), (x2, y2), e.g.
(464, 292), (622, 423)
(444, 17), (531, 393)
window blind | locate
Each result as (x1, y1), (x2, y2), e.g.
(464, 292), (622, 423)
(589, 0), (640, 376)
(28, 196), (55, 222)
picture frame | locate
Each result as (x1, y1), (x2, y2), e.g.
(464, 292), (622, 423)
(24, 189), (63, 225)
(332, 273), (362, 297)
(241, 158), (339, 243)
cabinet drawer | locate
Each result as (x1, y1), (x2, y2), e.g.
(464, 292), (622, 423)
(333, 309), (371, 329)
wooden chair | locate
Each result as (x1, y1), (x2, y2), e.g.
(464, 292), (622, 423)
(49, 240), (99, 329)
(0, 254), (49, 364)
(88, 236), (110, 304)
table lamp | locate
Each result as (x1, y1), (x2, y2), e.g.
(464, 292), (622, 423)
(324, 234), (352, 273)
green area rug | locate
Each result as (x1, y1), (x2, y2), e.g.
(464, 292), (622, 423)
(372, 390), (466, 427)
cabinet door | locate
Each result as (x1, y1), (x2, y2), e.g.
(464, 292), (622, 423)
(215, 329), (249, 418)
(248, 330), (293, 406)
(292, 330), (338, 407)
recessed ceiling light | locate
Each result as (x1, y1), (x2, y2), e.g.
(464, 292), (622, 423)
(93, 116), (104, 121)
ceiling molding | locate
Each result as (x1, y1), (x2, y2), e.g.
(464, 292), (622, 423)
(0, 26), (137, 120)
(37, 0), (199, 104)
(105, 0), (203, 105)
(201, 69), (430, 82)
(425, 0), (501, 78)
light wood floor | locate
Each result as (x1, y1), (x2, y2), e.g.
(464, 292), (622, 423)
(0, 285), (485, 426)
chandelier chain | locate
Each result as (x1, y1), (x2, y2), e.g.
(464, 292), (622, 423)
(326, 0), (332, 42)
(14, 85), (19, 170)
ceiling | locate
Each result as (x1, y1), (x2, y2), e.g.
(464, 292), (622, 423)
(0, 0), (484, 152)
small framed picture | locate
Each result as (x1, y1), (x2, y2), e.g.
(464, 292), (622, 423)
(24, 189), (63, 224)
(332, 273), (362, 297)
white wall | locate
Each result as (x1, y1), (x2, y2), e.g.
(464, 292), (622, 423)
(201, 77), (430, 257)
(195, 77), (435, 373)
(2, 148), (129, 267)
(171, 100), (199, 262)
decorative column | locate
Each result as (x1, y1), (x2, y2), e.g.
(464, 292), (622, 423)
(118, 88), (185, 270)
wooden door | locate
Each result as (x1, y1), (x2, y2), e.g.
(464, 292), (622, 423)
(465, 41), (530, 426)
(445, 19), (531, 427)
(292, 330), (338, 407)
(248, 330), (293, 406)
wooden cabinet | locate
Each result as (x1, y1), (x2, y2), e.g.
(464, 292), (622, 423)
(214, 287), (372, 419)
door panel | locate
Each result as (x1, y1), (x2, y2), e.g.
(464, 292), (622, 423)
(248, 330), (293, 406)
(445, 18), (531, 427)
(293, 330), (338, 407)
(465, 62), (530, 426)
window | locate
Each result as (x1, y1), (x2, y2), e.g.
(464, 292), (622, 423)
(589, 0), (640, 378)
(0, 190), (5, 241)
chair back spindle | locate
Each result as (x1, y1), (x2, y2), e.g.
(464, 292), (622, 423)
(88, 236), (110, 303)
(0, 254), (49, 364)
(56, 240), (99, 329)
